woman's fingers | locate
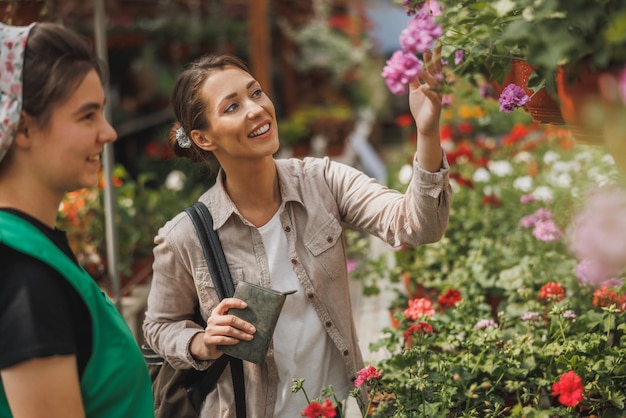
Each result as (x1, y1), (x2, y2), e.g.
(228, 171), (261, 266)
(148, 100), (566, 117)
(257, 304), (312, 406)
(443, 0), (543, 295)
(204, 297), (256, 346)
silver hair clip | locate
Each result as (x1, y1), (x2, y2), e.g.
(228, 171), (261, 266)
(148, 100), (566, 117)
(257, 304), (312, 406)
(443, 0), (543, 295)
(176, 127), (192, 149)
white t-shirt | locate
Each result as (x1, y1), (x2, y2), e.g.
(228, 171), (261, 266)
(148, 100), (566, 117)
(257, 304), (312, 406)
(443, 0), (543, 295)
(257, 210), (350, 416)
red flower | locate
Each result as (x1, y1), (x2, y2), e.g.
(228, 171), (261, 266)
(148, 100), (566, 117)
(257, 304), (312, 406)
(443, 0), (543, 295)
(539, 282), (566, 303)
(403, 321), (434, 340)
(438, 289), (462, 309)
(481, 195), (502, 207)
(404, 297), (435, 320)
(395, 113), (413, 128)
(301, 399), (336, 418)
(456, 121), (474, 135)
(450, 172), (474, 189)
(355, 365), (382, 387)
(552, 371), (584, 407)
(593, 285), (620, 308)
(440, 124), (453, 141)
(445, 141), (474, 166)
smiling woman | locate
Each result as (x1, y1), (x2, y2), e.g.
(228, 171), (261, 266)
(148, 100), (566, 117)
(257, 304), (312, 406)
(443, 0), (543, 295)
(142, 51), (452, 418)
(0, 22), (154, 418)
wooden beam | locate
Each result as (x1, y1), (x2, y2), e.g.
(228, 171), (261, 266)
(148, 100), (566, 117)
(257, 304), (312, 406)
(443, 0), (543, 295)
(248, 0), (273, 99)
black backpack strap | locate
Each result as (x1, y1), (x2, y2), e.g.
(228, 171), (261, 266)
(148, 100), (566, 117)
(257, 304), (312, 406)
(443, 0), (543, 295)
(185, 202), (247, 417)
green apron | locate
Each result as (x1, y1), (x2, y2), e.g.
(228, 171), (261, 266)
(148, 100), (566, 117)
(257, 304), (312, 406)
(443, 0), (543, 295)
(0, 211), (154, 417)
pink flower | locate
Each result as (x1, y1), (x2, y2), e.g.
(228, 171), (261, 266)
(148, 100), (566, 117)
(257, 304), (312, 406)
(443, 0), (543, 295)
(567, 186), (626, 275)
(454, 49), (464, 65)
(499, 84), (530, 113)
(404, 297), (435, 320)
(551, 371), (584, 407)
(381, 50), (422, 95)
(532, 219), (563, 242)
(355, 365), (382, 387)
(575, 259), (623, 289)
(520, 194), (535, 204)
(399, 8), (443, 55)
(473, 319), (498, 330)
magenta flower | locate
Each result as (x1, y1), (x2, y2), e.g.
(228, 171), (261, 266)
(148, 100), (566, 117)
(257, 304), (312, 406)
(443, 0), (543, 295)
(520, 194), (535, 204)
(454, 50), (464, 65)
(498, 83), (530, 113)
(399, 8), (443, 55)
(381, 50), (422, 95)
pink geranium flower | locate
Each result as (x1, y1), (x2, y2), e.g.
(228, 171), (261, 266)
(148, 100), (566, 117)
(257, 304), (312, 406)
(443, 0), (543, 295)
(404, 297), (435, 320)
(355, 365), (383, 388)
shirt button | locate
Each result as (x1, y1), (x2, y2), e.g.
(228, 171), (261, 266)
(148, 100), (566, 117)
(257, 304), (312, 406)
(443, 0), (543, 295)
(291, 258), (297, 265)
(325, 321), (332, 327)
(326, 236), (333, 243)
(307, 292), (314, 299)
(285, 226), (291, 232)
(343, 350), (349, 356)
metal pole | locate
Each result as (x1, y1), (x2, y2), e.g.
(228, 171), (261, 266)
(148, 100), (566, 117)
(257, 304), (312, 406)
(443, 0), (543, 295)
(93, 0), (122, 312)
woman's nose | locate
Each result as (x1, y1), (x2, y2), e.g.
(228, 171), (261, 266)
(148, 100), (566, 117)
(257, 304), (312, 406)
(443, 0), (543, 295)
(100, 117), (118, 144)
(246, 101), (264, 119)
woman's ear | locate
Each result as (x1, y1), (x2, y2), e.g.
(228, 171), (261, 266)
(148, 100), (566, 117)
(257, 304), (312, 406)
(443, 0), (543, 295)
(190, 130), (217, 152)
(13, 111), (33, 147)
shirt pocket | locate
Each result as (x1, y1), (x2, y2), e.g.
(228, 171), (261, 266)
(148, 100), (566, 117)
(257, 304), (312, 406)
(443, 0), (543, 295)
(304, 216), (344, 280)
(195, 265), (244, 309)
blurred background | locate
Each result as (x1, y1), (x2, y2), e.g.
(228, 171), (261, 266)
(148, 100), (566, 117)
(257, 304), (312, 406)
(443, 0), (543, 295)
(1, 0), (410, 181)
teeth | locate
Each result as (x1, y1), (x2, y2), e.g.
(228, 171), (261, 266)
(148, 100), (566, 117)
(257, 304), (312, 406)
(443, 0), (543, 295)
(87, 155), (100, 161)
(249, 124), (269, 138)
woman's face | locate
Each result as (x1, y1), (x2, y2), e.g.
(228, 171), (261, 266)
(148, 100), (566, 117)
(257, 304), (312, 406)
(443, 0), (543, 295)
(27, 69), (117, 193)
(196, 66), (279, 162)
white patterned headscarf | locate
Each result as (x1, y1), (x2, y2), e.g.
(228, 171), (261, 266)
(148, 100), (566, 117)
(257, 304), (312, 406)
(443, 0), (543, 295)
(0, 22), (35, 163)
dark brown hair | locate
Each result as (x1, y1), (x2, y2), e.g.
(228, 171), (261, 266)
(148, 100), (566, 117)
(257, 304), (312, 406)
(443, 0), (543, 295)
(168, 54), (250, 167)
(22, 22), (107, 128)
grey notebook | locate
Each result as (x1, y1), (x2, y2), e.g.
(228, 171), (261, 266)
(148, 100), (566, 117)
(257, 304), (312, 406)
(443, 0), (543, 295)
(218, 281), (296, 364)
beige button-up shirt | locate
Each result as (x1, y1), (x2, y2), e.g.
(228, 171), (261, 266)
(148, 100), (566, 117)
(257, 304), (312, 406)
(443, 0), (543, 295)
(143, 153), (451, 417)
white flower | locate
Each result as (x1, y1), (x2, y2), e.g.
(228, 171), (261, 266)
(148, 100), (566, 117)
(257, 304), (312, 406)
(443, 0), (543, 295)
(532, 186), (553, 202)
(551, 160), (579, 174)
(398, 164), (413, 185)
(513, 176), (533, 192)
(543, 150), (560, 164)
(513, 151), (533, 163)
(165, 170), (186, 191)
(487, 160), (513, 177)
(473, 167), (491, 183)
(550, 172), (572, 188)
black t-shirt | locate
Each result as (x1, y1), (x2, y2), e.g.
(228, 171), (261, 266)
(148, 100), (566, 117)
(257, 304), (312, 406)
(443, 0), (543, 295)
(0, 208), (92, 376)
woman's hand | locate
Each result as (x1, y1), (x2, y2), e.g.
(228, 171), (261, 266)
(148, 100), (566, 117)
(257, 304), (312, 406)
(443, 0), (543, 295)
(408, 47), (444, 172)
(189, 298), (256, 361)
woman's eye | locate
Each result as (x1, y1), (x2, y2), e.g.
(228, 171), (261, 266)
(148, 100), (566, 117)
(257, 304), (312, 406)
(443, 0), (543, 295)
(83, 112), (96, 121)
(251, 89), (262, 98)
(225, 103), (238, 113)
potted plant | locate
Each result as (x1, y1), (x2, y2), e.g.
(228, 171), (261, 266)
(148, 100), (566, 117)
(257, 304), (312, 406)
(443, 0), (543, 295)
(390, 0), (626, 132)
(57, 164), (205, 296)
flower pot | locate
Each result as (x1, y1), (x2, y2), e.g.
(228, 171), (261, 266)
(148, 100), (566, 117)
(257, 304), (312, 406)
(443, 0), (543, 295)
(512, 60), (565, 125)
(556, 62), (610, 145)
